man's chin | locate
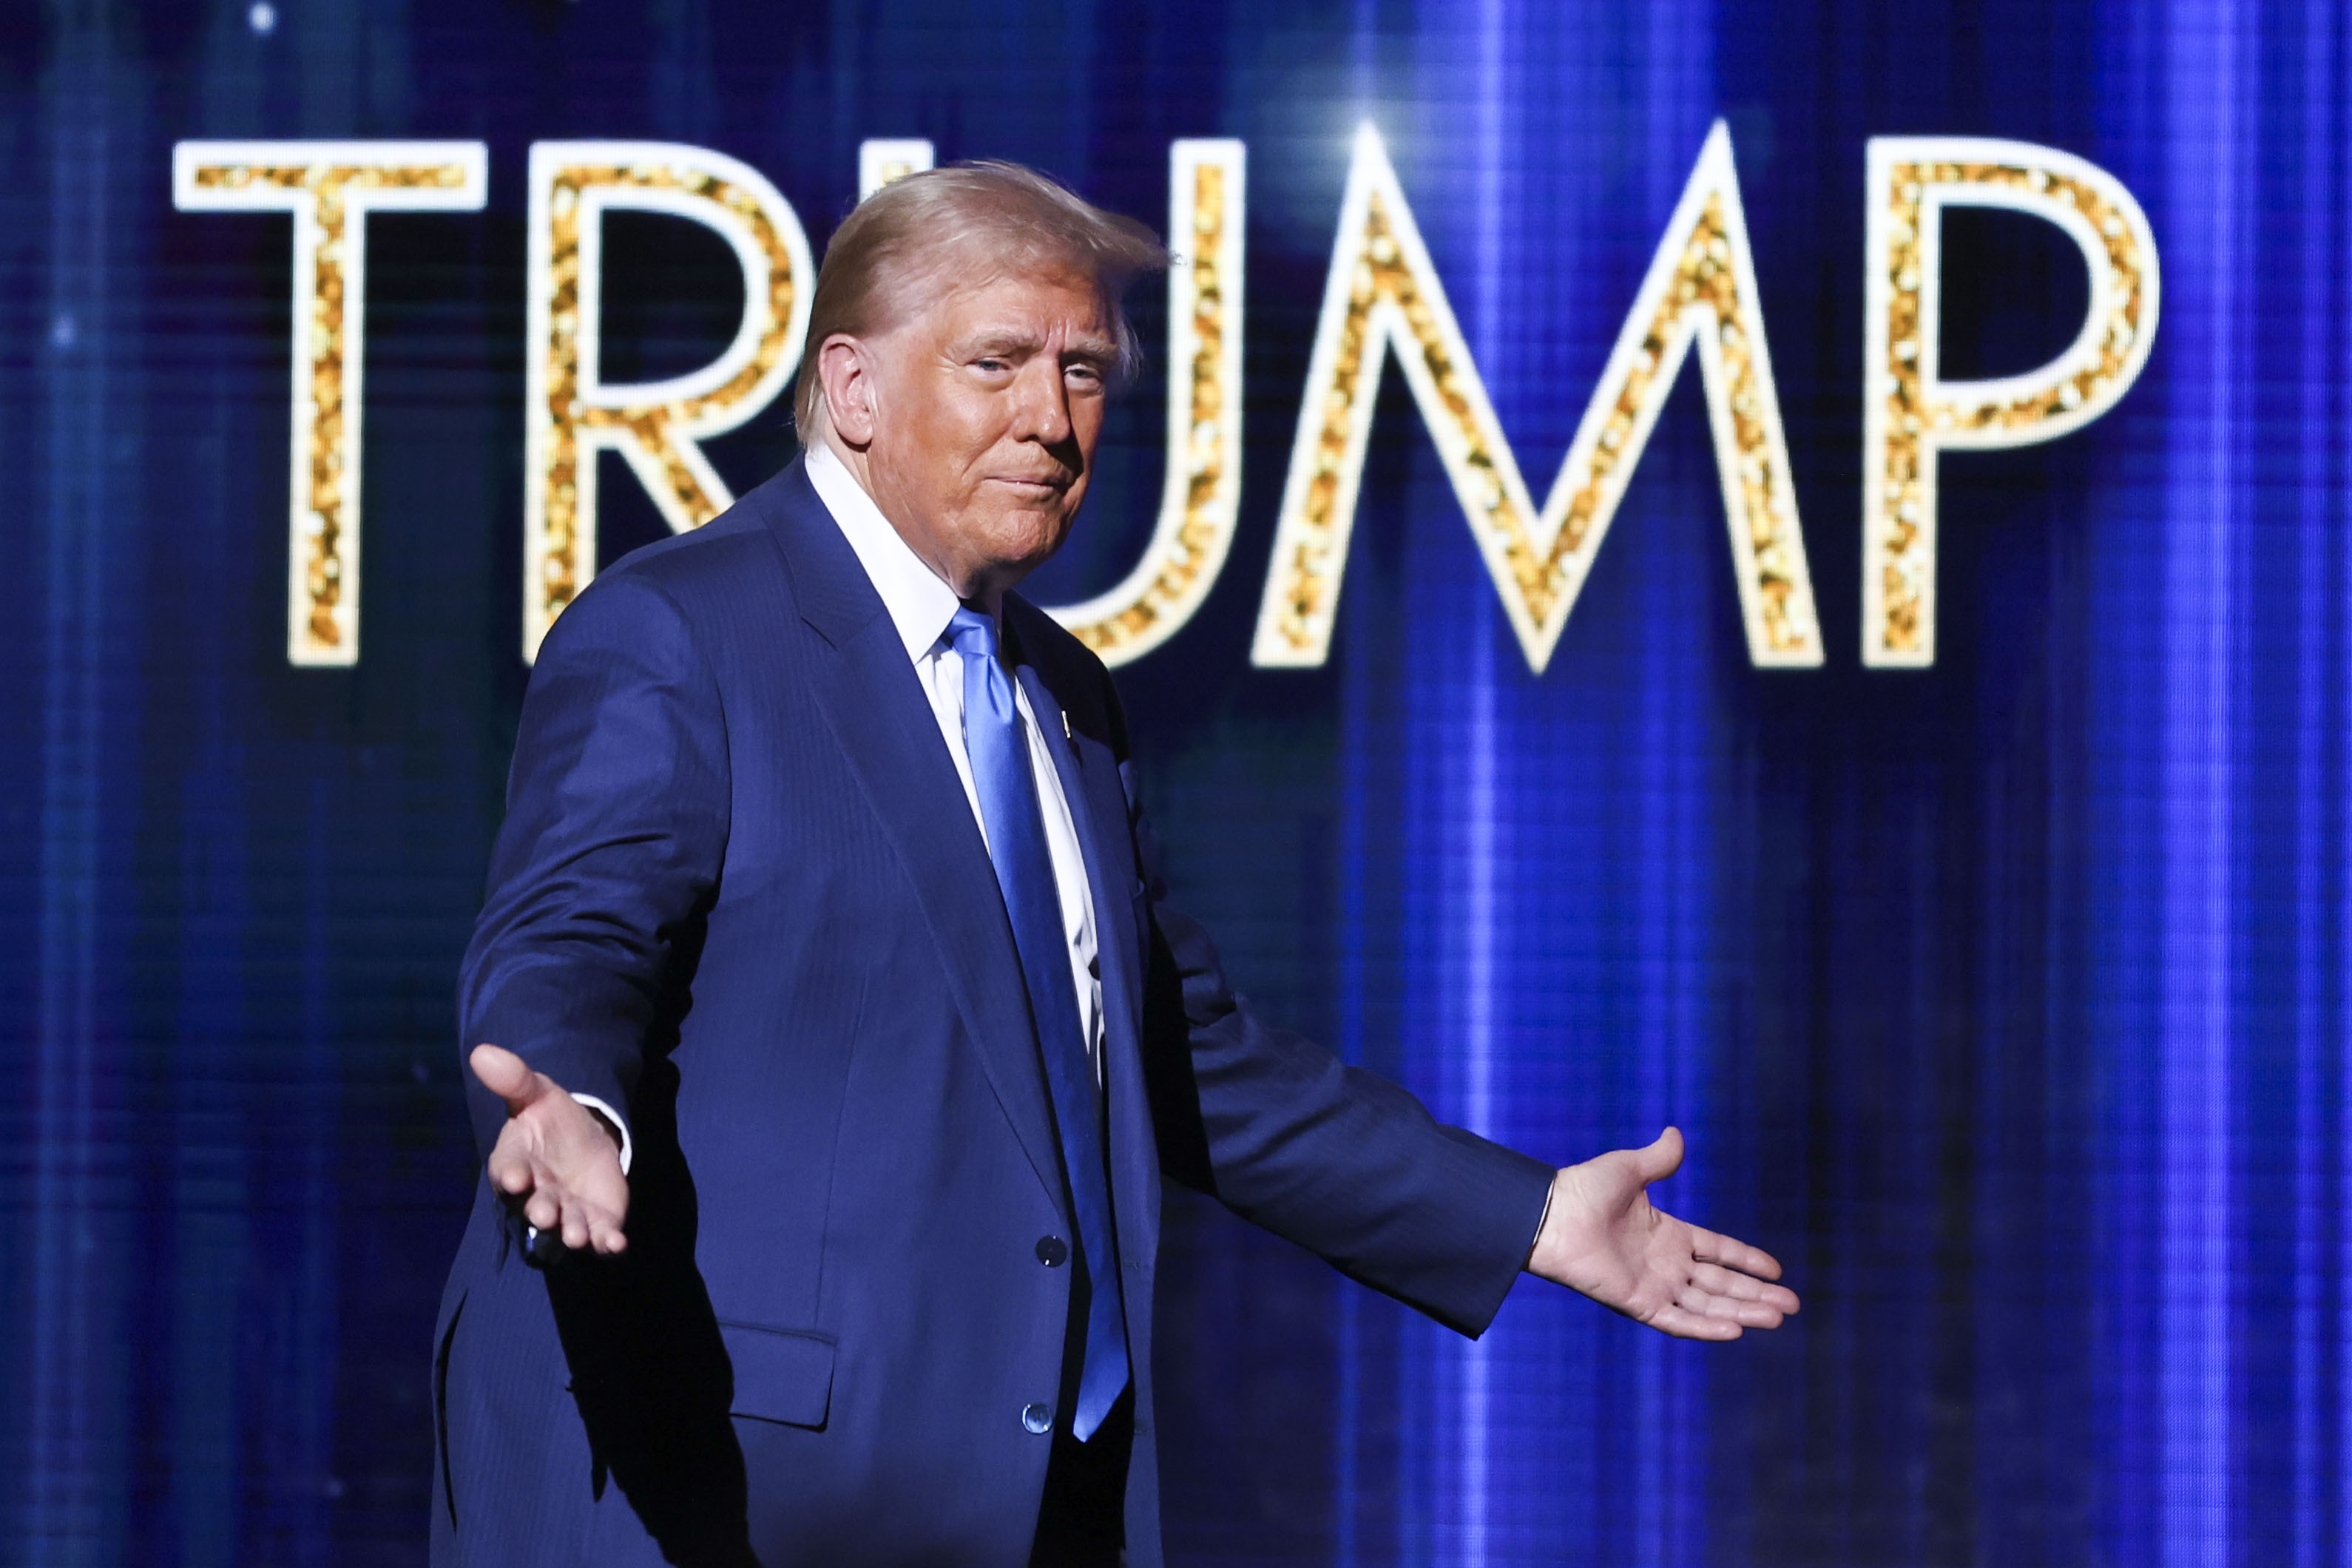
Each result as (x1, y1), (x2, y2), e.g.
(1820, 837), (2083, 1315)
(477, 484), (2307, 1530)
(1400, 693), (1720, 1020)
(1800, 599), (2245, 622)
(975, 516), (1076, 584)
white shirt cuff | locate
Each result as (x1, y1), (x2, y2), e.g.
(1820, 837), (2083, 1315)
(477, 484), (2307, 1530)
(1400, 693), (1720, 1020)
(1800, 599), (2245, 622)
(570, 1092), (634, 1176)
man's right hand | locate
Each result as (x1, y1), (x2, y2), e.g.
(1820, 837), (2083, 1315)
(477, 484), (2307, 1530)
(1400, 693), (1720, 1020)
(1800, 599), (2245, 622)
(470, 1044), (631, 1255)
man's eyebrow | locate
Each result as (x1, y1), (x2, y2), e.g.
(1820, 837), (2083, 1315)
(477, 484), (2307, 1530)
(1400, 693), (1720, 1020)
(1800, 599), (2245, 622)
(952, 327), (1047, 358)
(948, 326), (1118, 366)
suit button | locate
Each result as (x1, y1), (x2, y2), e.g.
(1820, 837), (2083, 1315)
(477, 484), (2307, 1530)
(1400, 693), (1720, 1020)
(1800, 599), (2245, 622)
(1035, 1235), (1068, 1268)
(1021, 1402), (1053, 1435)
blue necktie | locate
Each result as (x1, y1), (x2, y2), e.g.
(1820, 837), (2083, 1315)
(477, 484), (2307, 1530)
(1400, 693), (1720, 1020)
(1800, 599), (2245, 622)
(946, 608), (1129, 1442)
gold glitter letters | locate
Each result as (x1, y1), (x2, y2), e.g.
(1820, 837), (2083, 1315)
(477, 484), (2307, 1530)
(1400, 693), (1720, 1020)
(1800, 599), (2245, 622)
(524, 142), (814, 661)
(173, 141), (488, 666)
(1250, 122), (1821, 673)
(1042, 140), (1246, 666)
(181, 134), (2158, 675)
(1862, 138), (2160, 666)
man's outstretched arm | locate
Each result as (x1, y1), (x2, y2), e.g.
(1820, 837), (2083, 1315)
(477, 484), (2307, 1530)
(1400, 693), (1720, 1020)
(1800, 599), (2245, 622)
(459, 569), (727, 1255)
(1121, 757), (1796, 1341)
(1527, 1126), (1798, 1339)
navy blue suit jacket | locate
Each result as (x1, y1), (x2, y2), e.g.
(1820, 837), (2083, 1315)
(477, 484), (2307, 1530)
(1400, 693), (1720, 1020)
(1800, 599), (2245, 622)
(431, 459), (1554, 1567)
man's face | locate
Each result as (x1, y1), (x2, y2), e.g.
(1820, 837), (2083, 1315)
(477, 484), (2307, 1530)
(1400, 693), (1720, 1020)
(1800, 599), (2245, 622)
(842, 266), (1117, 606)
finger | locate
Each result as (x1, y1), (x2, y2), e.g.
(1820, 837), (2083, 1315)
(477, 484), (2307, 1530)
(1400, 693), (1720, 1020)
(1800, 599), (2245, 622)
(564, 1188), (626, 1254)
(1644, 1304), (1742, 1342)
(1631, 1126), (1686, 1186)
(587, 1175), (630, 1240)
(1677, 1283), (1786, 1328)
(587, 1208), (629, 1255)
(487, 1134), (541, 1198)
(470, 1044), (547, 1118)
(1689, 1227), (1785, 1283)
(1689, 1261), (1768, 1299)
(487, 1146), (532, 1196)
(525, 1188), (561, 1232)
(1691, 1261), (1799, 1309)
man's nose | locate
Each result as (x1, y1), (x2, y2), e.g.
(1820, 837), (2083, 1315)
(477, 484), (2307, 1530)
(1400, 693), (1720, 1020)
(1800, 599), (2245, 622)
(1008, 358), (1074, 445)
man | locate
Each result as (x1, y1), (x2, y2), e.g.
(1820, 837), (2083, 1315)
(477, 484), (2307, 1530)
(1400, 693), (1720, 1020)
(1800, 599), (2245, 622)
(432, 161), (1797, 1568)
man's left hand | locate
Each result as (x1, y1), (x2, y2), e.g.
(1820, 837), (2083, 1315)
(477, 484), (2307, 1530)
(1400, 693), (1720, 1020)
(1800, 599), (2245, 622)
(1527, 1127), (1799, 1340)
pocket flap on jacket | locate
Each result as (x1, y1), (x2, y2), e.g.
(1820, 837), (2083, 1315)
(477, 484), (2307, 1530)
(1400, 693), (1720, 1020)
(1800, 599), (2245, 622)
(719, 1322), (835, 1429)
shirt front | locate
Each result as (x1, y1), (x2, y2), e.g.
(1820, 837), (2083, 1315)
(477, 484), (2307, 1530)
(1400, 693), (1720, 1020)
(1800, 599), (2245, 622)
(804, 438), (1106, 1087)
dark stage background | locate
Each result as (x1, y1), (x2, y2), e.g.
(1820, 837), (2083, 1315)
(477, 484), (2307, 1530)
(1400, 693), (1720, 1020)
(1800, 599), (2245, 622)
(0, 1), (2340, 1563)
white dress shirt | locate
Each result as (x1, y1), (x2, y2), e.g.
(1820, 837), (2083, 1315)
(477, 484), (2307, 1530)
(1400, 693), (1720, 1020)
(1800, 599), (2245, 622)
(804, 438), (1107, 1087)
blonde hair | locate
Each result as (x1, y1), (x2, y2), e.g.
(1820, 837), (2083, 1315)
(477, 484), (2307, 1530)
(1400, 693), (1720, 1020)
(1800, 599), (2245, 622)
(792, 160), (1167, 436)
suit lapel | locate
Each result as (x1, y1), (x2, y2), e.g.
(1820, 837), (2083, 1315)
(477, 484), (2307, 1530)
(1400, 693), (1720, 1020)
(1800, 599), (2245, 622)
(756, 463), (1065, 1208)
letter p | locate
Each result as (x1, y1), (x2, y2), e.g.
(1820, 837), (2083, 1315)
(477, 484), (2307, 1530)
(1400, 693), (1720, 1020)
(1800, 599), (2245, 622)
(1862, 138), (2160, 666)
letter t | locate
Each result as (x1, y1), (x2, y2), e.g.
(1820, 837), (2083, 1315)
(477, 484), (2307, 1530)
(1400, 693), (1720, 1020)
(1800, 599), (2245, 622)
(174, 141), (487, 666)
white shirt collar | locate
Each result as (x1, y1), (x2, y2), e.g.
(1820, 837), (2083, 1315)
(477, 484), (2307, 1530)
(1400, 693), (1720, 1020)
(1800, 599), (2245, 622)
(803, 436), (965, 664)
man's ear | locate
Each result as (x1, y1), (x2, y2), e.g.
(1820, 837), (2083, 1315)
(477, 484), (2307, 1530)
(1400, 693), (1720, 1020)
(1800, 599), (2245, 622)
(817, 334), (879, 447)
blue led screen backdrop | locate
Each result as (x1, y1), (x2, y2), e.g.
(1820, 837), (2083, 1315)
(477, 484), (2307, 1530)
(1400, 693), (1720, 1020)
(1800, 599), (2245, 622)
(0, 0), (2342, 1563)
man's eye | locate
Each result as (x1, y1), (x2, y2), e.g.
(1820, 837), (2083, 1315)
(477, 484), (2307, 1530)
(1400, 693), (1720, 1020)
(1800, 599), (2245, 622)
(973, 357), (1009, 374)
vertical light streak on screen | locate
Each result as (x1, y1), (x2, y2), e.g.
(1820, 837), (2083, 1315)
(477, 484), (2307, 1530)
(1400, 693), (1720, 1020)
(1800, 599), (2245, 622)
(1632, 7), (1714, 1562)
(2291, 4), (2339, 1556)
(1629, 513), (1677, 1568)
(2089, 7), (2165, 1554)
(2158, 0), (2239, 1560)
(1452, 3), (1510, 1561)
(1456, 612), (1498, 1568)
(2339, 55), (2352, 1558)
(2340, 513), (2352, 1568)
(2332, 0), (2352, 1544)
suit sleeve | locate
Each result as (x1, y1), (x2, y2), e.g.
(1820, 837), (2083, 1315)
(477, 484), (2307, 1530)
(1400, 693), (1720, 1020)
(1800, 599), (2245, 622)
(1121, 762), (1555, 1341)
(458, 572), (729, 1161)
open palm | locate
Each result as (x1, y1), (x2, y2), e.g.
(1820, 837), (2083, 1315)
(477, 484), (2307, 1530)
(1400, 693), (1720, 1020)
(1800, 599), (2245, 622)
(470, 1044), (631, 1256)
(1527, 1127), (1798, 1340)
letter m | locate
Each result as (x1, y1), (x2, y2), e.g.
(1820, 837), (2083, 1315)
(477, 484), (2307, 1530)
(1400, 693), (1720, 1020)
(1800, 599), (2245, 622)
(1251, 122), (1822, 673)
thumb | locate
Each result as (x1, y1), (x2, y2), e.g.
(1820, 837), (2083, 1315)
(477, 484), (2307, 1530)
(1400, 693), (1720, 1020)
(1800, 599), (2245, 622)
(469, 1044), (549, 1118)
(1631, 1126), (1686, 1186)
